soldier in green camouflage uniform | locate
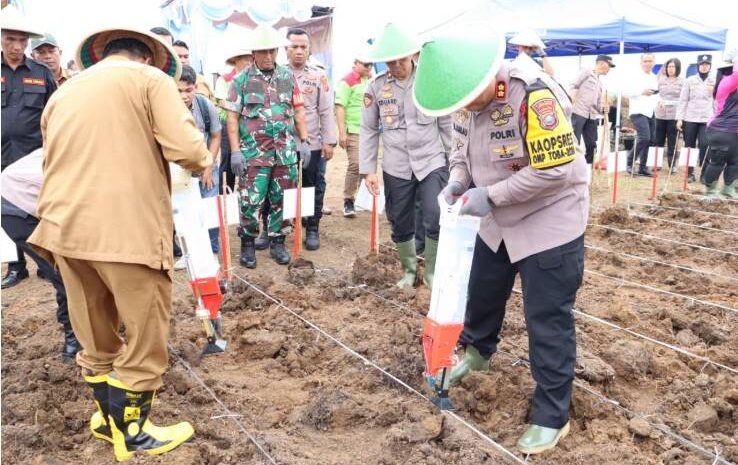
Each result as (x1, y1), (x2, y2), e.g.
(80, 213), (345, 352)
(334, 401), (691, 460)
(224, 25), (309, 268)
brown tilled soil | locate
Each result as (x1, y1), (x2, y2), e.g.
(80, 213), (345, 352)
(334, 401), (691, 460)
(2, 160), (737, 464)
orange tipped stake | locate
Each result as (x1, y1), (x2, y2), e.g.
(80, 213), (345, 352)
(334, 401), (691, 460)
(683, 147), (691, 192)
(612, 151), (619, 205)
(292, 160), (303, 258)
(650, 146), (659, 200)
(370, 191), (378, 254)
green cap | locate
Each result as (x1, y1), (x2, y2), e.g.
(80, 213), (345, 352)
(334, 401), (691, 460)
(413, 32), (506, 117)
(31, 33), (60, 51)
(367, 23), (420, 62)
(250, 24), (290, 51)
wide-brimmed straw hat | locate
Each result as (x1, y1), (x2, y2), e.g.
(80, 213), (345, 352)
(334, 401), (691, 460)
(225, 47), (253, 66)
(509, 29), (546, 50)
(413, 32), (506, 117)
(76, 27), (181, 79)
(0, 9), (44, 38)
(250, 24), (290, 51)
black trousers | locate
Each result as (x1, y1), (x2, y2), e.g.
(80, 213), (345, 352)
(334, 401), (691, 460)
(703, 129), (738, 185)
(571, 114), (598, 164)
(302, 150), (325, 229)
(683, 121), (709, 174)
(628, 114), (654, 169)
(415, 195), (425, 251)
(6, 243), (26, 273)
(383, 166), (448, 243)
(1, 214), (70, 327)
(219, 123), (236, 193)
(654, 118), (678, 166)
(460, 235), (584, 428)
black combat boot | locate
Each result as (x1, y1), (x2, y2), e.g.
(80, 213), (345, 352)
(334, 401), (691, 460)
(239, 237), (256, 268)
(304, 226), (320, 251)
(254, 229), (269, 250)
(62, 322), (82, 362)
(269, 235), (291, 265)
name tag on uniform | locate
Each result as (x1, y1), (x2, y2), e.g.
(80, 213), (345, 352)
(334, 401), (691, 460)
(22, 77), (45, 86)
(379, 103), (399, 116)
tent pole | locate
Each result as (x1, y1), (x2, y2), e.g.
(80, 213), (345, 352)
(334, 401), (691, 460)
(612, 37), (625, 205)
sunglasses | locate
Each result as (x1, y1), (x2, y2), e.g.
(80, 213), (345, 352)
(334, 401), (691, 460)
(357, 62), (372, 67)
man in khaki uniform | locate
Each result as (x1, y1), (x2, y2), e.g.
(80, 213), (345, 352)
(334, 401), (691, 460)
(570, 55), (614, 164)
(29, 28), (211, 461)
(414, 33), (588, 454)
(31, 33), (72, 86)
(286, 27), (337, 250)
(360, 23), (452, 289)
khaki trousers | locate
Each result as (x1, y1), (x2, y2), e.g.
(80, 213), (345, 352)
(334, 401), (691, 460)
(53, 254), (171, 391)
(343, 133), (361, 201)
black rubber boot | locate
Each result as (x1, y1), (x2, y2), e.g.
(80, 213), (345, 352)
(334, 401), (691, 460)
(239, 237), (256, 269)
(62, 322), (82, 362)
(269, 236), (291, 265)
(254, 229), (269, 251)
(304, 227), (320, 251)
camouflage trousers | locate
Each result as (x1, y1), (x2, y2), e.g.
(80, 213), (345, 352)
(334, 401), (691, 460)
(239, 164), (298, 238)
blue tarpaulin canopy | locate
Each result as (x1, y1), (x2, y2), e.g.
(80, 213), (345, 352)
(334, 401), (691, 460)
(504, 18), (728, 58)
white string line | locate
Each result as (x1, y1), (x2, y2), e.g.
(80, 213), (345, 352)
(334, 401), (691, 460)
(625, 211), (738, 235)
(583, 268), (738, 315)
(370, 245), (735, 373)
(584, 244), (738, 282)
(588, 223), (738, 257)
(517, 288), (737, 375)
(496, 350), (735, 465)
(314, 264), (738, 462)
(167, 343), (279, 465)
(628, 201), (738, 220)
(675, 191), (738, 205)
(379, 242), (737, 312)
(230, 271), (528, 465)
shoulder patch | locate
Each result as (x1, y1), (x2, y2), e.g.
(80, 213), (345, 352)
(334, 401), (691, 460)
(526, 88), (576, 170)
(364, 93), (374, 108)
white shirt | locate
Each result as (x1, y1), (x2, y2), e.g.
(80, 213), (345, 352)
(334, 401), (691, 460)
(626, 70), (659, 117)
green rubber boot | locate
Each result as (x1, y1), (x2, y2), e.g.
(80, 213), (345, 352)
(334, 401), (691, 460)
(517, 421), (571, 455)
(447, 345), (490, 385)
(705, 181), (720, 199)
(396, 240), (417, 288)
(721, 180), (737, 199)
(422, 238), (438, 289)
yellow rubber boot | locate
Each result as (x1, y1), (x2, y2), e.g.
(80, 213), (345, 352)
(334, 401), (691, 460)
(107, 377), (194, 462)
(84, 373), (113, 443)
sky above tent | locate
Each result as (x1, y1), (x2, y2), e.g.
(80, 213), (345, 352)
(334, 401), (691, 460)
(8, 0), (736, 87)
